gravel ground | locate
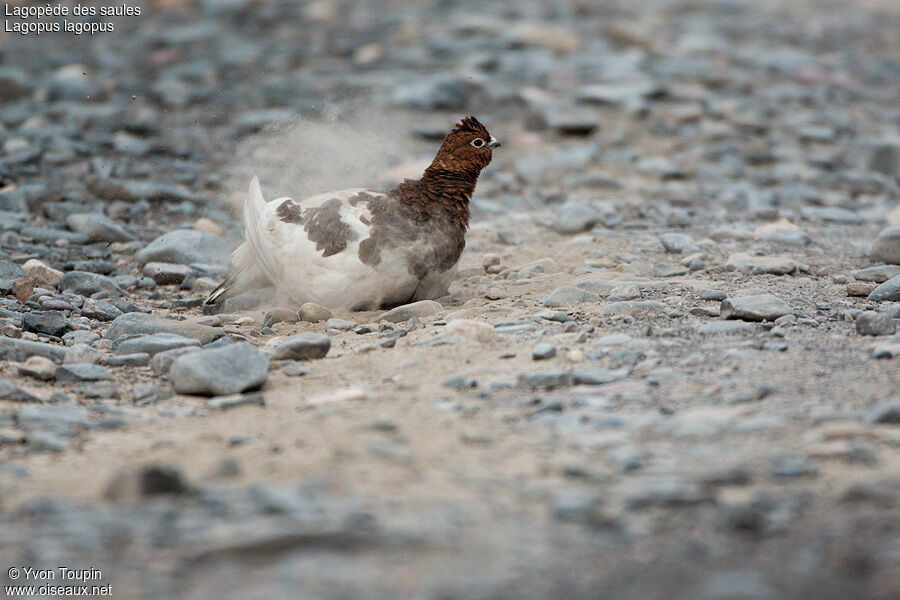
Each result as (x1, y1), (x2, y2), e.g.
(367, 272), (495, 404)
(1, 1), (899, 598)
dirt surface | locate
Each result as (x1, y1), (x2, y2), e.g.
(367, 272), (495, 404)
(0, 1), (899, 599)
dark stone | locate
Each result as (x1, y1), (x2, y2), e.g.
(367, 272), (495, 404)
(23, 311), (68, 337)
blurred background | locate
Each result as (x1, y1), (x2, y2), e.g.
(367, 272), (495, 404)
(1, 1), (899, 599)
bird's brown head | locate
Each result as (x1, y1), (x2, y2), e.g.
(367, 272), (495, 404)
(427, 116), (500, 178)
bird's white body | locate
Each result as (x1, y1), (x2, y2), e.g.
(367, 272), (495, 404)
(213, 177), (457, 311)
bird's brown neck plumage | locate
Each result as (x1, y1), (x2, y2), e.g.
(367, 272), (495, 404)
(387, 164), (480, 231)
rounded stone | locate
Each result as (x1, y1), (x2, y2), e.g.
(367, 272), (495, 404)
(271, 333), (331, 361)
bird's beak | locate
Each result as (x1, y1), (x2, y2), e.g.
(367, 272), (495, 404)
(488, 137), (501, 148)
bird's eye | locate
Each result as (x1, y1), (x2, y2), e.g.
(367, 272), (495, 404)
(471, 138), (484, 148)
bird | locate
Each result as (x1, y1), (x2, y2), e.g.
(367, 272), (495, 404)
(205, 116), (500, 312)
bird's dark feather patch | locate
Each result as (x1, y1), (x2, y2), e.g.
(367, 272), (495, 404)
(356, 116), (494, 278)
(348, 191), (379, 206)
(358, 178), (469, 277)
(276, 199), (304, 224)
(304, 198), (356, 257)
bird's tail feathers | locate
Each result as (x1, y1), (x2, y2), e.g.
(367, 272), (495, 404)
(204, 275), (234, 305)
(243, 176), (281, 286)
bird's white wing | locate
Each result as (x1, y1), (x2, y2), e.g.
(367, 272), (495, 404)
(243, 180), (416, 309)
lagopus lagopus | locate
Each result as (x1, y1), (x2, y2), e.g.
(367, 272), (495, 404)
(205, 116), (500, 311)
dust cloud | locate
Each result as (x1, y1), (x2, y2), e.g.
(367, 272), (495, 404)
(222, 105), (422, 210)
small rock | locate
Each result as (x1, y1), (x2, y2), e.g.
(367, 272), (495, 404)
(0, 379), (42, 402)
(700, 289), (727, 301)
(17, 400), (88, 435)
(572, 368), (629, 385)
(857, 137), (900, 177)
(0, 337), (67, 362)
(263, 308), (299, 328)
(55, 363), (112, 383)
(169, 342), (269, 396)
(601, 301), (666, 316)
(866, 399), (900, 424)
(870, 226), (900, 265)
(116, 333), (201, 356)
(65, 213), (133, 242)
(855, 311), (896, 336)
(271, 333), (331, 360)
(551, 203), (600, 234)
(23, 311), (68, 337)
(868, 274), (900, 302)
(518, 370), (573, 389)
(142, 262), (193, 285)
(299, 302), (333, 322)
(106, 465), (190, 501)
(0, 259), (26, 280)
(445, 319), (499, 343)
(852, 265), (900, 283)
(64, 343), (103, 364)
(326, 318), (357, 331)
(62, 330), (100, 346)
(379, 300), (442, 323)
(206, 392), (265, 411)
(391, 74), (469, 110)
(659, 233), (700, 254)
(19, 356), (57, 380)
(135, 230), (230, 267)
(482, 253), (501, 271)
(721, 295), (791, 322)
(193, 217), (222, 235)
(847, 282), (877, 297)
(58, 271), (125, 297)
(532, 343), (557, 360)
(11, 277), (33, 303)
(769, 456), (818, 479)
(698, 321), (754, 335)
(150, 346), (202, 375)
(22, 259), (64, 287)
(281, 362), (309, 377)
(725, 253), (802, 275)
(442, 374), (477, 389)
(760, 228), (811, 246)
(551, 493), (608, 526)
(105, 312), (222, 344)
(80, 299), (123, 322)
(307, 386), (368, 406)
(655, 264), (689, 277)
(542, 286), (601, 307)
(106, 353), (150, 367)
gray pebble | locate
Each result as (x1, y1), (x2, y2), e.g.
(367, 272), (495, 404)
(870, 226), (900, 265)
(23, 311), (68, 337)
(855, 311), (896, 336)
(105, 312), (222, 344)
(55, 363), (112, 383)
(868, 274), (900, 303)
(442, 374), (477, 389)
(542, 286), (601, 307)
(169, 342), (268, 396)
(105, 353), (150, 367)
(135, 229), (230, 267)
(271, 333), (331, 360)
(116, 333), (200, 356)
(721, 295), (792, 322)
(518, 370), (573, 389)
(866, 399), (900, 424)
(58, 271), (125, 297)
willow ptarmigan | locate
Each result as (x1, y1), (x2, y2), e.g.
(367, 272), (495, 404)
(205, 116), (500, 311)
